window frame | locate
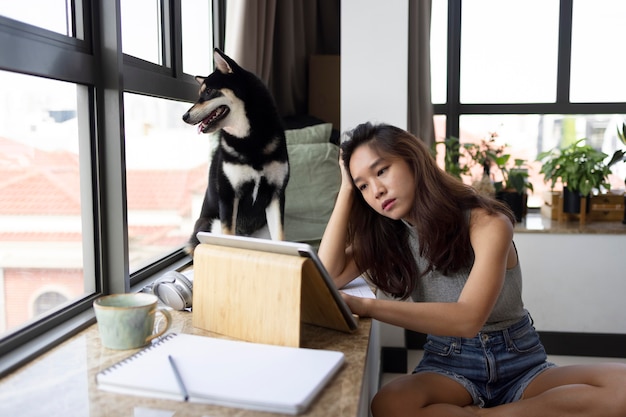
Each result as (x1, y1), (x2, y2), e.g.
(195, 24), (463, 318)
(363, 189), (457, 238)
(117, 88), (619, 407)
(435, 0), (626, 140)
(0, 0), (222, 377)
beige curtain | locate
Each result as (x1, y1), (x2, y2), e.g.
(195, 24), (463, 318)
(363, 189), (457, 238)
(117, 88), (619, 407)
(224, 0), (339, 117)
(224, 0), (276, 83)
(225, 0), (433, 135)
(408, 0), (435, 146)
(225, 0), (340, 116)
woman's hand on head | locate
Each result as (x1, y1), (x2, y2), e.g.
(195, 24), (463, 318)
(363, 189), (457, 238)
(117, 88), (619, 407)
(338, 149), (354, 191)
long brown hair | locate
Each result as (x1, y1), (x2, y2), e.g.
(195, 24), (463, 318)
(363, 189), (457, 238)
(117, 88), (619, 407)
(341, 122), (514, 299)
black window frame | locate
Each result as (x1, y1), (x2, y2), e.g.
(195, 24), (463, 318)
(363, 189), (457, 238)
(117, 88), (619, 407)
(0, 0), (224, 377)
(436, 0), (626, 141)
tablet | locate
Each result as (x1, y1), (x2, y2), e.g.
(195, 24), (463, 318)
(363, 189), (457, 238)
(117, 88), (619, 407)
(196, 232), (358, 332)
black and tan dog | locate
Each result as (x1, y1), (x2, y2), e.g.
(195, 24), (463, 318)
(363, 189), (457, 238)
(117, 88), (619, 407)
(182, 48), (289, 254)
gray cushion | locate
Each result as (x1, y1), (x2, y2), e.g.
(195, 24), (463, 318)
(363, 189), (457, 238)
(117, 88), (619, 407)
(284, 124), (340, 246)
(285, 123), (333, 145)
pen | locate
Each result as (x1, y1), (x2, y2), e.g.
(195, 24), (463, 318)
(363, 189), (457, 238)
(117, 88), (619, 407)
(168, 354), (189, 401)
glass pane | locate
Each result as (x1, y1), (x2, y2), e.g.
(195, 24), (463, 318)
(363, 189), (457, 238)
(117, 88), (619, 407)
(432, 114), (447, 170)
(570, 0), (626, 103)
(0, 1), (70, 35)
(124, 93), (210, 271)
(434, 114), (447, 143)
(430, 0), (447, 104)
(458, 114), (626, 209)
(0, 71), (90, 335)
(460, 0), (559, 103)
(121, 0), (162, 64)
(182, 0), (214, 76)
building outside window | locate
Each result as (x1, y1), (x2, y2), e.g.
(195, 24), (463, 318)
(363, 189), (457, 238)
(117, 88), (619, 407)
(0, 0), (215, 375)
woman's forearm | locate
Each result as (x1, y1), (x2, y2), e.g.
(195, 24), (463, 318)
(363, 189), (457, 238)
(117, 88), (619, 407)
(318, 186), (358, 287)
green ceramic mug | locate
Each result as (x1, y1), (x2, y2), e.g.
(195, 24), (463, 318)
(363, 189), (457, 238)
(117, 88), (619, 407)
(94, 293), (171, 350)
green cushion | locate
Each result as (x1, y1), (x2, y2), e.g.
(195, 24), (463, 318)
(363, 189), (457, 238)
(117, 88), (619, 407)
(284, 141), (340, 245)
(285, 123), (333, 145)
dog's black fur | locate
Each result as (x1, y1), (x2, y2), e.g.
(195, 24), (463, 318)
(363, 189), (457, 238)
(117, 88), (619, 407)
(182, 48), (290, 254)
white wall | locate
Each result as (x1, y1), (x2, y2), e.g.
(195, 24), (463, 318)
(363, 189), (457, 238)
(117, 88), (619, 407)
(341, 2), (409, 407)
(515, 233), (626, 334)
(341, 0), (408, 133)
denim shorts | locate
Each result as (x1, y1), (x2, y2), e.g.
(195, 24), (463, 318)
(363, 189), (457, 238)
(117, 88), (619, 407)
(413, 314), (556, 408)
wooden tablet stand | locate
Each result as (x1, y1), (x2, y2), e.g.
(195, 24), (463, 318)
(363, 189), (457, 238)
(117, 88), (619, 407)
(192, 243), (355, 347)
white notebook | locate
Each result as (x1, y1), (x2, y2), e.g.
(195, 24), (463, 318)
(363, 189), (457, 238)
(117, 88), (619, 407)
(96, 333), (345, 415)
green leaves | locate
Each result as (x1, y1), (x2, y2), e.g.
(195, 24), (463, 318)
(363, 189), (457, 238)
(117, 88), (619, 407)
(618, 122), (626, 147)
(432, 136), (470, 180)
(537, 139), (611, 197)
(433, 135), (533, 193)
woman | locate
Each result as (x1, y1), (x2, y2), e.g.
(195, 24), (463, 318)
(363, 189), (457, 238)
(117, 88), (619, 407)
(318, 122), (626, 417)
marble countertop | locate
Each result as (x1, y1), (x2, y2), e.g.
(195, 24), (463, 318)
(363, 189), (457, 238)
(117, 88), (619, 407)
(515, 212), (626, 234)
(0, 310), (372, 417)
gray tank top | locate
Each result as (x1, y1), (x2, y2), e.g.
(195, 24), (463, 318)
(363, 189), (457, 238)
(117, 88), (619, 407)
(406, 222), (526, 332)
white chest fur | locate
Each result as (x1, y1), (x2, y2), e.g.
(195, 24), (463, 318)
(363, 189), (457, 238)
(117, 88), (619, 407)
(222, 161), (288, 202)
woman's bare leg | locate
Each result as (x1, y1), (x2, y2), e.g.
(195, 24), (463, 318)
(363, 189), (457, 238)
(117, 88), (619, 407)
(474, 363), (626, 417)
(371, 372), (476, 417)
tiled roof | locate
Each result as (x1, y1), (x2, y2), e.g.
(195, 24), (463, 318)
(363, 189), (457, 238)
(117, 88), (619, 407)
(0, 169), (81, 215)
(0, 137), (207, 215)
(0, 137), (81, 215)
(0, 136), (207, 245)
(0, 231), (82, 241)
(126, 167), (206, 213)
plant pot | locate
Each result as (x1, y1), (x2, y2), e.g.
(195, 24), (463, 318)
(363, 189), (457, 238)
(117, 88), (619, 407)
(496, 191), (527, 223)
(562, 187), (590, 214)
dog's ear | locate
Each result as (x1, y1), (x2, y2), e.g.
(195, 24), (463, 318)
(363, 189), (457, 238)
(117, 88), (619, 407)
(214, 49), (234, 75)
(194, 76), (205, 85)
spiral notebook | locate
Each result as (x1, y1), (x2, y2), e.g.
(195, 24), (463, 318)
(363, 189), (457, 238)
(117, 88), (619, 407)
(96, 333), (345, 415)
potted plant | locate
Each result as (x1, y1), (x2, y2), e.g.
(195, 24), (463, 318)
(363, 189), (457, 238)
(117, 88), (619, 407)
(492, 157), (534, 222)
(462, 133), (505, 197)
(609, 122), (626, 223)
(462, 133), (534, 221)
(431, 136), (469, 180)
(608, 122), (626, 172)
(537, 138), (612, 214)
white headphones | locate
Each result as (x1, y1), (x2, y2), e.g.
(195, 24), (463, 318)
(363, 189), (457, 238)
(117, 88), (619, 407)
(152, 270), (194, 310)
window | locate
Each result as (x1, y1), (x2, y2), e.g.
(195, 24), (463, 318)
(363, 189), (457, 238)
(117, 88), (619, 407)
(34, 292), (70, 316)
(181, 0), (214, 76)
(124, 93), (209, 271)
(0, 0), (72, 36)
(457, 114), (626, 207)
(121, 0), (162, 64)
(0, 0), (217, 376)
(0, 71), (94, 334)
(570, 0), (626, 103)
(430, 0), (447, 105)
(460, 0), (559, 104)
(433, 0), (626, 208)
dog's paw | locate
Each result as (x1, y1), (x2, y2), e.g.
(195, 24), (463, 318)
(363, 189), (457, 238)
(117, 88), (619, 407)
(221, 225), (236, 235)
(184, 241), (198, 258)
